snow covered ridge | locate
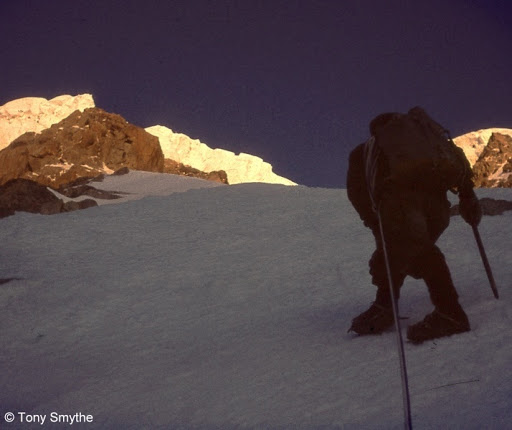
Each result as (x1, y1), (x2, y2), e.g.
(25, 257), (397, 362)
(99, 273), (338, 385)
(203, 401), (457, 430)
(0, 94), (296, 186)
(2, 93), (508, 187)
(145, 125), (296, 185)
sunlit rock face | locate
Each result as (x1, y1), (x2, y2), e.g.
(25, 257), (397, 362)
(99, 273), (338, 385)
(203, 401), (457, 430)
(454, 128), (512, 187)
(0, 94), (95, 150)
(0, 108), (164, 188)
(146, 125), (297, 186)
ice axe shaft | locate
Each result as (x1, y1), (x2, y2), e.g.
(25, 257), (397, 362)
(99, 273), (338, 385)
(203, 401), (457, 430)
(472, 224), (499, 299)
(377, 212), (413, 430)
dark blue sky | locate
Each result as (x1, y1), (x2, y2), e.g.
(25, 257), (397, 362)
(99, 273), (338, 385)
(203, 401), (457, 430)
(1, 0), (511, 187)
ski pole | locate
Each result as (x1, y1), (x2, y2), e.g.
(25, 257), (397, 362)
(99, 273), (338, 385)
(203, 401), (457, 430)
(472, 224), (499, 299)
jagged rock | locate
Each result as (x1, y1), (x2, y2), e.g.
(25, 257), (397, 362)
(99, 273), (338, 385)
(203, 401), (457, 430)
(0, 94), (95, 150)
(471, 133), (512, 188)
(454, 128), (512, 188)
(454, 128), (512, 166)
(450, 197), (512, 217)
(113, 166), (130, 176)
(57, 181), (124, 200)
(0, 178), (98, 218)
(146, 125), (296, 185)
(0, 178), (63, 217)
(163, 159), (228, 184)
(0, 108), (164, 188)
(62, 199), (99, 212)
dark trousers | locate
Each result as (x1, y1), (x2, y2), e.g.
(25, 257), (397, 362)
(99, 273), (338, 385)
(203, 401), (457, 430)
(369, 189), (461, 314)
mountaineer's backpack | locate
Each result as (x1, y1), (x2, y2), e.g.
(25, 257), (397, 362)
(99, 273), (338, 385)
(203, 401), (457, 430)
(363, 106), (471, 204)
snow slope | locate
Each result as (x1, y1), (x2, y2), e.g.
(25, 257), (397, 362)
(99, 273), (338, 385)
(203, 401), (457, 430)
(91, 170), (225, 204)
(1, 174), (511, 429)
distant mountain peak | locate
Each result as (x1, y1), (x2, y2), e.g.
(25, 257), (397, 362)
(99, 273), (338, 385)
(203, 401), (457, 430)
(0, 94), (296, 186)
(454, 128), (512, 187)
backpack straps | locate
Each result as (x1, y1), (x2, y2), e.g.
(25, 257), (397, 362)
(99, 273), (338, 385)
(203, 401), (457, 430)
(363, 136), (380, 212)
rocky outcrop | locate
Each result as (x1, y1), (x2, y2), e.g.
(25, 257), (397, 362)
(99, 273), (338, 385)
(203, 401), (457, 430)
(454, 128), (512, 187)
(471, 133), (512, 188)
(0, 107), (164, 188)
(0, 94), (95, 151)
(164, 159), (228, 184)
(450, 197), (512, 217)
(57, 174), (125, 201)
(146, 125), (296, 185)
(0, 178), (97, 218)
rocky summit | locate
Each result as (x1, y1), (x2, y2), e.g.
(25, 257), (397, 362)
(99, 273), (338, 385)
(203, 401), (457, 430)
(0, 107), (165, 188)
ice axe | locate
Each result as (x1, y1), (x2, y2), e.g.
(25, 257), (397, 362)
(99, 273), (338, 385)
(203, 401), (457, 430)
(472, 224), (499, 299)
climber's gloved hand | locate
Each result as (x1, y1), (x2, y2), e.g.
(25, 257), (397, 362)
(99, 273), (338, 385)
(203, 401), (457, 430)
(459, 190), (482, 226)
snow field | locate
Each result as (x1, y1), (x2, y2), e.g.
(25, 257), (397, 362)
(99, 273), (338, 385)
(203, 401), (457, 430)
(0, 175), (511, 429)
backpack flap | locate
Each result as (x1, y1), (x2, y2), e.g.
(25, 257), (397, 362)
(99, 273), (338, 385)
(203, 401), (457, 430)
(365, 109), (467, 195)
